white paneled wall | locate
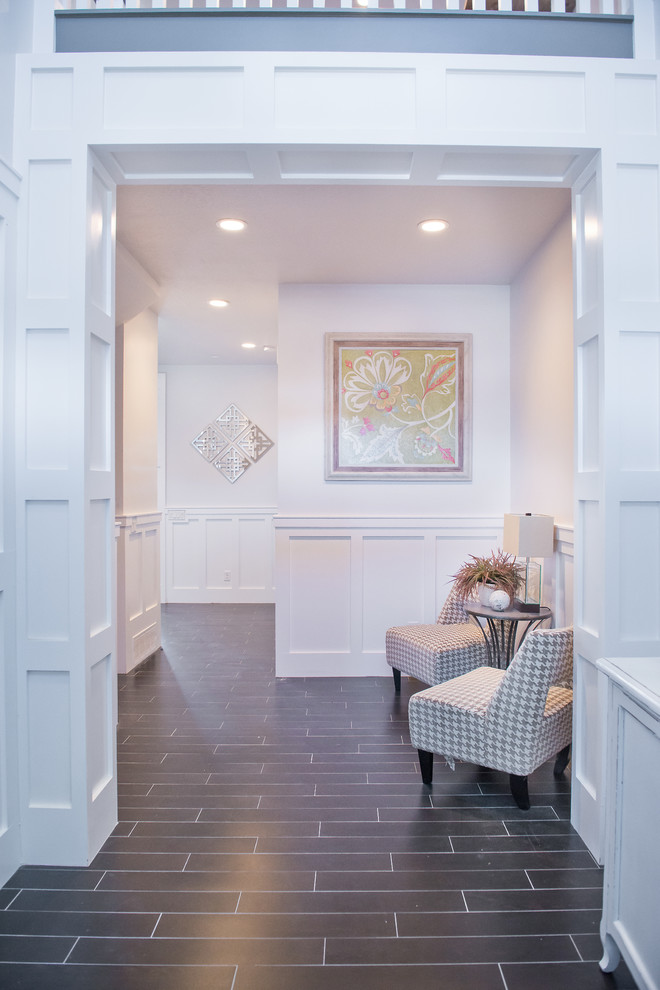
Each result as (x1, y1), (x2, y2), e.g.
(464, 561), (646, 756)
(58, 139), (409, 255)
(276, 516), (574, 677)
(570, 64), (660, 857)
(9, 36), (659, 867)
(13, 125), (118, 864)
(116, 513), (161, 673)
(0, 162), (19, 887)
(164, 507), (276, 604)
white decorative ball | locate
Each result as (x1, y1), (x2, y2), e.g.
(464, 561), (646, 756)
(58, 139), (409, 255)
(489, 589), (510, 611)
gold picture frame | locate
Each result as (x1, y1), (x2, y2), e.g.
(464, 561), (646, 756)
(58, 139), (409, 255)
(325, 332), (472, 482)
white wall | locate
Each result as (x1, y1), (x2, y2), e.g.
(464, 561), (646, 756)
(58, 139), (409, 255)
(278, 284), (511, 516)
(116, 310), (159, 516)
(510, 209), (574, 525)
(116, 309), (161, 674)
(160, 363), (277, 602)
(510, 209), (574, 627)
(276, 283), (511, 675)
(162, 364), (277, 508)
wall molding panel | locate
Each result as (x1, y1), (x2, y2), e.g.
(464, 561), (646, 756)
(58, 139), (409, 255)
(164, 507), (276, 604)
(276, 516), (574, 678)
(0, 161), (20, 886)
(13, 140), (119, 865)
(116, 512), (161, 675)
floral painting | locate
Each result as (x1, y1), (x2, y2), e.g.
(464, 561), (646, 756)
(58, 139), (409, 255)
(325, 333), (472, 481)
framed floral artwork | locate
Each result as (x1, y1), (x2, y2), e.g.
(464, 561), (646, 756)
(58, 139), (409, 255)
(325, 333), (472, 481)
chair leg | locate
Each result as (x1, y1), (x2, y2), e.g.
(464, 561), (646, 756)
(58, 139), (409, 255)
(418, 749), (433, 786)
(392, 667), (401, 693)
(553, 743), (571, 777)
(509, 774), (530, 810)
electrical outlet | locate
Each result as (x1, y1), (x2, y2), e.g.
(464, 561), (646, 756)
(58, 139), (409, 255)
(224, 570), (231, 582)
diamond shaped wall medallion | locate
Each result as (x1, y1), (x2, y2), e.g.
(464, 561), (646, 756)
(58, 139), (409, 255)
(191, 403), (274, 484)
(215, 403), (250, 441)
(236, 425), (274, 462)
(191, 425), (228, 462)
(212, 447), (251, 484)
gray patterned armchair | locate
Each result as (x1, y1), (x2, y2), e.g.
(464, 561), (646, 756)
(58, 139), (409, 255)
(407, 626), (573, 810)
(385, 581), (488, 693)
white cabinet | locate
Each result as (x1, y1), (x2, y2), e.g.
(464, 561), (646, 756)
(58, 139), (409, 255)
(597, 656), (660, 990)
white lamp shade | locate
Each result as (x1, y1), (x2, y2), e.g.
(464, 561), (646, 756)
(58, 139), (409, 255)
(503, 513), (555, 558)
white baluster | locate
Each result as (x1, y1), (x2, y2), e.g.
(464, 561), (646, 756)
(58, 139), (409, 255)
(392, 0), (405, 8)
(151, 0), (168, 9)
(205, 0), (221, 6)
(260, 0), (273, 7)
(180, 0), (195, 8)
(287, 0), (301, 7)
(498, 0), (513, 10)
(550, 0), (566, 12)
(574, 0), (592, 11)
(471, 0), (487, 10)
(73, 0), (96, 9)
(524, 0), (540, 10)
(598, 0), (616, 12)
(124, 1), (142, 9)
(445, 0), (462, 10)
(419, 0), (433, 9)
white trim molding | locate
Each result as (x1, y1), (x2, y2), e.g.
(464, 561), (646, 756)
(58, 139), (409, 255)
(275, 515), (502, 677)
(116, 512), (161, 674)
(163, 506), (276, 604)
(275, 516), (574, 677)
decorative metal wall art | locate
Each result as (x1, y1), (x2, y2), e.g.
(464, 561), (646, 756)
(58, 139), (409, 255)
(325, 333), (472, 482)
(192, 402), (274, 483)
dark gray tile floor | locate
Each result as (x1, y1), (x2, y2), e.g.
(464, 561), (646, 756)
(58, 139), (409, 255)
(1, 603), (637, 989)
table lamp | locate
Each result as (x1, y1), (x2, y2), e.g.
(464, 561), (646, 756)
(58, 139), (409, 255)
(502, 513), (555, 613)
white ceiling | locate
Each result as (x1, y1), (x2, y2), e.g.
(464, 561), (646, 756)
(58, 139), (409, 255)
(116, 181), (571, 366)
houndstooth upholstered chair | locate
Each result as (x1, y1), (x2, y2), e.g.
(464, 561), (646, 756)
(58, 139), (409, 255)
(385, 581), (489, 694)
(407, 626), (573, 810)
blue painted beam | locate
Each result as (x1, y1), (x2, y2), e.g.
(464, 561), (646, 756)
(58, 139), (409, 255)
(55, 9), (633, 60)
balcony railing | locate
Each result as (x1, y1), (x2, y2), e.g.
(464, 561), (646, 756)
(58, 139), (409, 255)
(43, 0), (651, 59)
(55, 0), (632, 11)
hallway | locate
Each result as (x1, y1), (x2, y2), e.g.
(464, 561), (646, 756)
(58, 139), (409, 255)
(0, 604), (634, 989)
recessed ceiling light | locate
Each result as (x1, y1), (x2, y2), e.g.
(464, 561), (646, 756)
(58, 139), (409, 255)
(209, 299), (229, 308)
(418, 219), (449, 233)
(263, 345), (275, 352)
(216, 218), (246, 232)
(241, 342), (257, 349)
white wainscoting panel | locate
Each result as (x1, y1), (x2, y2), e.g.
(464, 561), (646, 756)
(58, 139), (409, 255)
(274, 67), (415, 131)
(276, 517), (575, 677)
(0, 165), (20, 885)
(362, 536), (425, 653)
(116, 513), (161, 675)
(573, 650), (606, 858)
(164, 507), (276, 604)
(289, 536), (352, 655)
(552, 524), (574, 630)
(103, 67), (245, 131)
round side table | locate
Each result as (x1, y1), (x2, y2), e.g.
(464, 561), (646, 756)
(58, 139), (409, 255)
(464, 602), (553, 669)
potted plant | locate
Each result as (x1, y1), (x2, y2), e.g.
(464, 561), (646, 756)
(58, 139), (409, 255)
(452, 550), (520, 606)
